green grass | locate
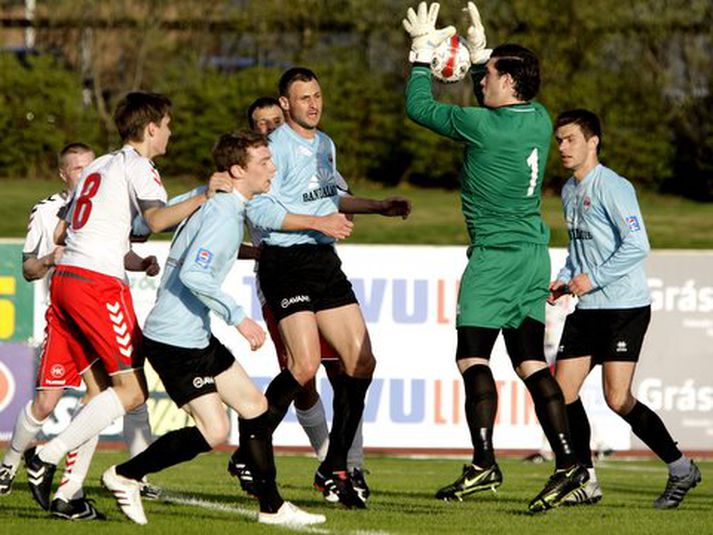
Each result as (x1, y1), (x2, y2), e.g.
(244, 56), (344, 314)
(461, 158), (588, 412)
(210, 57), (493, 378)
(1, 453), (711, 534)
(1, 178), (711, 248)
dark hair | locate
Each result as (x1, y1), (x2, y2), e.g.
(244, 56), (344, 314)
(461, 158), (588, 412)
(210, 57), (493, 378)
(113, 92), (172, 142)
(246, 96), (281, 130)
(556, 109), (603, 154)
(58, 142), (93, 168)
(278, 67), (318, 97)
(212, 130), (268, 171)
(490, 44), (540, 102)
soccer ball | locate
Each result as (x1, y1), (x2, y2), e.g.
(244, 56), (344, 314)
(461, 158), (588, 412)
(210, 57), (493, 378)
(431, 35), (471, 84)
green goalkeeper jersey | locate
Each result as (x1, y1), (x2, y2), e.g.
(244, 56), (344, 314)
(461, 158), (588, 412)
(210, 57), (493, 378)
(406, 64), (551, 247)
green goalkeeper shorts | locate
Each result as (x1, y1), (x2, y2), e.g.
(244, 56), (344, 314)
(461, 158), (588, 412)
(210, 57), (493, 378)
(456, 243), (550, 329)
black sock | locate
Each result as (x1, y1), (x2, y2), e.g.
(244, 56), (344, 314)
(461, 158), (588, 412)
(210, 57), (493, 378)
(566, 398), (593, 468)
(524, 368), (576, 469)
(239, 412), (283, 513)
(320, 374), (371, 474)
(462, 365), (497, 468)
(116, 426), (211, 481)
(621, 400), (681, 463)
(264, 369), (303, 432)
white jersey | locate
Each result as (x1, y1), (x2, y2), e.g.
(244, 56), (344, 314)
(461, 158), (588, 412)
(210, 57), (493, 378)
(60, 145), (167, 279)
(22, 191), (69, 298)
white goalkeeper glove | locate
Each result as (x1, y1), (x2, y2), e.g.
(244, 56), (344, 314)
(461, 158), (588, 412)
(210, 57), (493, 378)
(464, 1), (492, 65)
(402, 2), (456, 64)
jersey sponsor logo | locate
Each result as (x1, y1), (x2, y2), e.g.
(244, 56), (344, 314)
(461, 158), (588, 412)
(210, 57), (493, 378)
(281, 295), (310, 309)
(568, 228), (593, 240)
(302, 184), (337, 203)
(50, 363), (66, 379)
(626, 216), (641, 232)
(195, 248), (214, 269)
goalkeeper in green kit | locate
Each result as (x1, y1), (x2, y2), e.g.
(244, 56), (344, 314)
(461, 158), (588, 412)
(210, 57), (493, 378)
(403, 2), (588, 512)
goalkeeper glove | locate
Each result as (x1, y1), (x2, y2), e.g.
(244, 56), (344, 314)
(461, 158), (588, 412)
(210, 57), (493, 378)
(403, 2), (456, 64)
(464, 1), (492, 65)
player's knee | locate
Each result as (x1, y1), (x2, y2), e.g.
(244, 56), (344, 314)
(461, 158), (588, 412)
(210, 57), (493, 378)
(202, 418), (230, 447)
(115, 387), (148, 412)
(32, 396), (57, 420)
(354, 352), (376, 377)
(290, 359), (320, 385)
(605, 391), (633, 415)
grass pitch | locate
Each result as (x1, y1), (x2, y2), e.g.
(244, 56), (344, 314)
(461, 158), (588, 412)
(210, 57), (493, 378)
(0, 452), (710, 534)
(1, 178), (711, 248)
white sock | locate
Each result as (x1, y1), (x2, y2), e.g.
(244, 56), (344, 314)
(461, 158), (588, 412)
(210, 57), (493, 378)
(123, 404), (153, 457)
(295, 399), (329, 461)
(53, 404), (100, 502)
(39, 388), (125, 465)
(587, 467), (598, 483)
(2, 401), (45, 473)
(347, 418), (364, 471)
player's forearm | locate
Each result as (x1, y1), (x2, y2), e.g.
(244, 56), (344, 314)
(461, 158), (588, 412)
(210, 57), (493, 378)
(22, 256), (53, 281)
(143, 194), (206, 233)
(339, 196), (385, 215)
(589, 239), (649, 288)
(469, 64), (487, 107)
(281, 213), (323, 231)
(406, 66), (462, 140)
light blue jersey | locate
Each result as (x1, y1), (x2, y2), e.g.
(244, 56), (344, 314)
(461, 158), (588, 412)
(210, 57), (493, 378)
(557, 164), (651, 309)
(143, 190), (247, 348)
(247, 124), (340, 246)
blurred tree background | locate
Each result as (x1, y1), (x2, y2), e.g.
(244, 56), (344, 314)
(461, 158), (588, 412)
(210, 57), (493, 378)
(0, 0), (711, 200)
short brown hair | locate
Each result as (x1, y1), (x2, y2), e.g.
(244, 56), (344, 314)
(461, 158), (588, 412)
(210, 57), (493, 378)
(113, 92), (172, 142)
(58, 142), (93, 169)
(212, 130), (268, 172)
(278, 67), (318, 97)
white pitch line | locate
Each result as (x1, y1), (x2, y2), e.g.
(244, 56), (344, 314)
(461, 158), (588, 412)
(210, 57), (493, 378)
(159, 492), (391, 535)
(160, 493), (330, 534)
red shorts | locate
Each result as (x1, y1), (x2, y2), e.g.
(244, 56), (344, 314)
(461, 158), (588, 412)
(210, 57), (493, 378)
(36, 305), (96, 389)
(262, 304), (338, 369)
(43, 265), (143, 378)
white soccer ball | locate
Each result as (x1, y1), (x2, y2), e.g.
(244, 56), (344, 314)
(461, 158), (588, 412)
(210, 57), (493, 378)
(431, 35), (471, 84)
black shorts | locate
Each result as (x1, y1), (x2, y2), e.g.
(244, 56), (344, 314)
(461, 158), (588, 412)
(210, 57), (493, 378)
(143, 335), (235, 407)
(456, 317), (546, 367)
(557, 305), (651, 364)
(258, 244), (357, 322)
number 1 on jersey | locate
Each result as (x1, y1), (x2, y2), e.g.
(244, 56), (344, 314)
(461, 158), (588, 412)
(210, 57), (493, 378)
(526, 148), (539, 197)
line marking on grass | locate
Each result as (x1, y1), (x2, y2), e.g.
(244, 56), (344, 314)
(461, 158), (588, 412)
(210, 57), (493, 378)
(159, 492), (391, 535)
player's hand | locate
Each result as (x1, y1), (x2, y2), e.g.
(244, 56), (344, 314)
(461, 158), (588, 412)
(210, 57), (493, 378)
(379, 197), (412, 219)
(141, 255), (161, 277)
(315, 213), (354, 240)
(206, 171), (233, 199)
(402, 2), (456, 63)
(463, 2), (492, 65)
(237, 318), (266, 351)
(46, 246), (65, 267)
(547, 280), (569, 305)
(568, 273), (594, 297)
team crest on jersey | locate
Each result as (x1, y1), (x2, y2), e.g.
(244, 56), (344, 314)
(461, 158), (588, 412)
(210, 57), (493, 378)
(195, 248), (214, 269)
(582, 196), (591, 210)
(626, 216), (641, 232)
